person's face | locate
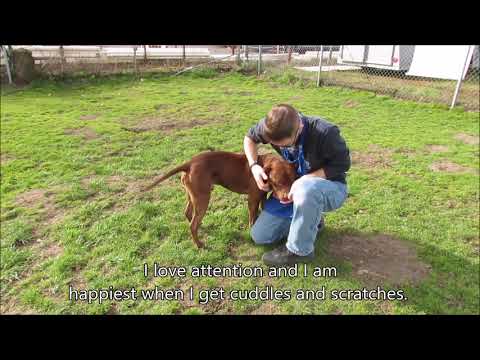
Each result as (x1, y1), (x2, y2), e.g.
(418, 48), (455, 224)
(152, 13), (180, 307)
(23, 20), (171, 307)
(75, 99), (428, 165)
(270, 118), (302, 147)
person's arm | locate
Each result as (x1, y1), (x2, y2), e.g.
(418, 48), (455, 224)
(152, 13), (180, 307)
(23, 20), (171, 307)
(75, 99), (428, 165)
(318, 126), (351, 180)
(244, 136), (259, 167)
(244, 121), (270, 191)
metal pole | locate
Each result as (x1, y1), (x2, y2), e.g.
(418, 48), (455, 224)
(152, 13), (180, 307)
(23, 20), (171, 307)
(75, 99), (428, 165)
(59, 45), (65, 75)
(182, 45), (186, 64)
(236, 45), (241, 65)
(450, 45), (473, 110)
(2, 46), (13, 84)
(245, 45), (249, 62)
(317, 45), (324, 87)
(133, 46), (138, 74)
(257, 45), (262, 76)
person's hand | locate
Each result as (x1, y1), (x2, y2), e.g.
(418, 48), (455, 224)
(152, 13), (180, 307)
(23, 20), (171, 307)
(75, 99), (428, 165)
(251, 164), (270, 191)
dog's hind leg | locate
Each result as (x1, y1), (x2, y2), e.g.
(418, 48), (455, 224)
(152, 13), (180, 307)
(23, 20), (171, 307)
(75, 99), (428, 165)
(183, 173), (212, 249)
(181, 173), (193, 222)
(184, 200), (193, 222)
(189, 192), (210, 249)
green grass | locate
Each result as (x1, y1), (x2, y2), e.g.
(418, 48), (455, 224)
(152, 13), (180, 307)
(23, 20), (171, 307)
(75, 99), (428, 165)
(265, 66), (480, 111)
(1, 69), (479, 314)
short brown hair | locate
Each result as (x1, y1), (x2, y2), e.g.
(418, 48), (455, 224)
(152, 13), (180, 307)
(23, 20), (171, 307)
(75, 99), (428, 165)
(263, 104), (300, 142)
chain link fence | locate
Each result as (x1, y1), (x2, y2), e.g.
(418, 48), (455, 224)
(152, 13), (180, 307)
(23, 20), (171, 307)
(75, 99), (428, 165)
(0, 45), (234, 81)
(2, 45), (478, 111)
(250, 45), (479, 111)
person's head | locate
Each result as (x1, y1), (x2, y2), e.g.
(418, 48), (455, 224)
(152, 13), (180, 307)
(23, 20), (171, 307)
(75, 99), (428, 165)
(263, 104), (302, 147)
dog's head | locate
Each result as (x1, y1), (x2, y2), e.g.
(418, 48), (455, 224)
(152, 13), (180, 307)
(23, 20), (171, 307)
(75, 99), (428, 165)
(261, 154), (298, 202)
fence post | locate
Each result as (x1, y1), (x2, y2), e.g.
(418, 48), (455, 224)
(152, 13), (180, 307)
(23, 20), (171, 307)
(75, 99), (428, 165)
(236, 45), (241, 65)
(133, 46), (138, 75)
(182, 45), (186, 64)
(2, 46), (13, 84)
(245, 45), (249, 62)
(257, 45), (262, 76)
(59, 45), (65, 75)
(317, 45), (324, 87)
(450, 45), (473, 110)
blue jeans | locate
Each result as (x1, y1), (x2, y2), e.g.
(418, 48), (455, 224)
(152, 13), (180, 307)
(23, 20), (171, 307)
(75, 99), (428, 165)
(251, 176), (348, 256)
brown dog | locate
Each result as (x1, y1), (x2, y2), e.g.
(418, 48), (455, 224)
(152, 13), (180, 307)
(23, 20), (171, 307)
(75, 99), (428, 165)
(144, 151), (297, 248)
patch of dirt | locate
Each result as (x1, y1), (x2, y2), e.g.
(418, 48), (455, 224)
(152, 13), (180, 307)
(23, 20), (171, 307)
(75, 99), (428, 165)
(454, 133), (479, 145)
(395, 148), (417, 158)
(80, 175), (166, 214)
(16, 189), (46, 207)
(0, 297), (38, 315)
(4, 238), (65, 300)
(64, 127), (99, 140)
(426, 145), (449, 153)
(463, 234), (480, 256)
(41, 241), (63, 258)
(344, 100), (360, 108)
(121, 117), (216, 134)
(106, 175), (124, 184)
(30, 238), (64, 263)
(351, 145), (394, 169)
(379, 301), (395, 314)
(79, 114), (99, 121)
(106, 175), (148, 194)
(249, 302), (280, 315)
(429, 161), (474, 174)
(69, 270), (86, 289)
(1, 153), (15, 165)
(327, 234), (431, 287)
(227, 244), (257, 263)
(81, 174), (162, 201)
(106, 303), (119, 315)
(15, 188), (66, 231)
(238, 91), (255, 96)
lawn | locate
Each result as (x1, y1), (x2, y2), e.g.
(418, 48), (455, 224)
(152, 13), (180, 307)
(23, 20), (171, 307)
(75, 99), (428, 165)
(265, 63), (480, 111)
(1, 68), (479, 314)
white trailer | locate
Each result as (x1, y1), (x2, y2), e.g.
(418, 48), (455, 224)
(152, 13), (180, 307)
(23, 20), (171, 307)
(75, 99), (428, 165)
(337, 45), (415, 71)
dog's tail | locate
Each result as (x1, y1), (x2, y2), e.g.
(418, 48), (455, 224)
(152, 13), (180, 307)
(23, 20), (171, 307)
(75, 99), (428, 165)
(144, 161), (191, 191)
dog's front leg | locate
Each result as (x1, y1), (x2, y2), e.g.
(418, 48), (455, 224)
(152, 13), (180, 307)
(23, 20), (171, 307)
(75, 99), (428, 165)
(247, 193), (261, 227)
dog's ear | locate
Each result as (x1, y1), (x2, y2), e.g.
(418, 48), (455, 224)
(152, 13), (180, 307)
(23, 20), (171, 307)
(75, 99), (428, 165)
(263, 163), (272, 176)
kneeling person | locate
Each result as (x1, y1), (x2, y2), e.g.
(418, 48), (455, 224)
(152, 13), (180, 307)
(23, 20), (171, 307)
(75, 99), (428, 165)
(243, 104), (351, 266)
